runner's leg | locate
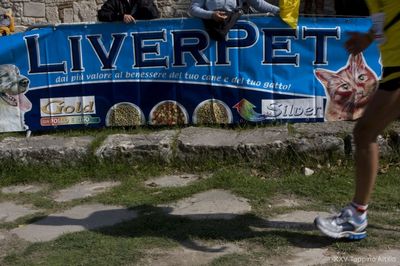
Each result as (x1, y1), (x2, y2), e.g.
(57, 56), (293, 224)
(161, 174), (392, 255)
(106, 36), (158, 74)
(353, 88), (400, 205)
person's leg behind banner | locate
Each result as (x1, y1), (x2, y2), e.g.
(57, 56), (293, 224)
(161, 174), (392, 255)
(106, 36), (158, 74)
(315, 0), (324, 14)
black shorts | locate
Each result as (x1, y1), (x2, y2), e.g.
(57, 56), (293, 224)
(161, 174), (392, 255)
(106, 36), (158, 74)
(379, 66), (400, 91)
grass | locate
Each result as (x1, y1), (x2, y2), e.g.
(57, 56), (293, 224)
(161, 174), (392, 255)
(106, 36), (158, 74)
(0, 136), (400, 265)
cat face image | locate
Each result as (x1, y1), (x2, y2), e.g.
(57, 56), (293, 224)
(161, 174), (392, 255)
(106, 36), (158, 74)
(315, 53), (378, 121)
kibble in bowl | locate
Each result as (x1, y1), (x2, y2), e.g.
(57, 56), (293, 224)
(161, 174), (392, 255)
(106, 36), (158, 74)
(149, 100), (188, 125)
(193, 99), (232, 124)
(106, 102), (145, 127)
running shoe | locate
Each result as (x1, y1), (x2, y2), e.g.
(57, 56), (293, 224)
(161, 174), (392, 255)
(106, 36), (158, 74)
(314, 206), (368, 240)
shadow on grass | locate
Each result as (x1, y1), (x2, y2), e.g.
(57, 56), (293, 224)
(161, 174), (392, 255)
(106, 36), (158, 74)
(26, 204), (342, 251)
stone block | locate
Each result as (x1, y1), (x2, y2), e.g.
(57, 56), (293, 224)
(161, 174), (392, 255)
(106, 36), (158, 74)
(23, 2), (45, 17)
(61, 8), (73, 23)
(20, 17), (48, 25)
(14, 25), (28, 33)
(73, 1), (98, 22)
(46, 6), (60, 24)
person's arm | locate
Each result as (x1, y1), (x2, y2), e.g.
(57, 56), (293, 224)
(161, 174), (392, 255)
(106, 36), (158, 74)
(345, 0), (383, 55)
(2, 11), (14, 33)
(344, 30), (374, 55)
(7, 13), (14, 33)
(189, 0), (215, 20)
(245, 0), (279, 15)
(365, 0), (386, 44)
(98, 0), (123, 22)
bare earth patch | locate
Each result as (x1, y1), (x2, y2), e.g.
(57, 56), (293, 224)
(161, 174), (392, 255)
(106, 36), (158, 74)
(265, 210), (330, 231)
(241, 246), (339, 266)
(1, 184), (45, 194)
(138, 241), (243, 266)
(52, 181), (121, 202)
(160, 189), (251, 220)
(0, 230), (29, 263)
(364, 249), (400, 266)
(270, 194), (312, 208)
(0, 202), (41, 223)
(11, 204), (137, 242)
(285, 247), (332, 265)
(145, 174), (203, 188)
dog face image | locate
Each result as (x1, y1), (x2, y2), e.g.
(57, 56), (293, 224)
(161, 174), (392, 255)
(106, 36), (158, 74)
(0, 64), (32, 132)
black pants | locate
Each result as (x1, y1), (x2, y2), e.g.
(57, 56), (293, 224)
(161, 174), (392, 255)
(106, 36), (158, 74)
(335, 0), (369, 16)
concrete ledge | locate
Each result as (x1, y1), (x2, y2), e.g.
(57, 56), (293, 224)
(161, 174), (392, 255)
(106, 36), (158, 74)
(291, 121), (354, 137)
(288, 136), (345, 157)
(1, 121), (400, 165)
(95, 130), (177, 162)
(176, 126), (290, 162)
(0, 135), (94, 164)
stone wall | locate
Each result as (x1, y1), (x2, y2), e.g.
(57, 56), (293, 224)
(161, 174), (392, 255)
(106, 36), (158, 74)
(0, 0), (195, 30)
(0, 0), (336, 31)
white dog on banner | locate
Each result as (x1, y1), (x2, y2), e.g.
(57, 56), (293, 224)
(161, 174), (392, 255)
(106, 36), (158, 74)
(0, 64), (32, 132)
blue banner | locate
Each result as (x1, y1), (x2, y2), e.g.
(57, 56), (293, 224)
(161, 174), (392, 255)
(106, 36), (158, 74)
(0, 16), (381, 132)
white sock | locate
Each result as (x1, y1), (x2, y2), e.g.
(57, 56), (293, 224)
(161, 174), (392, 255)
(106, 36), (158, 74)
(349, 202), (368, 222)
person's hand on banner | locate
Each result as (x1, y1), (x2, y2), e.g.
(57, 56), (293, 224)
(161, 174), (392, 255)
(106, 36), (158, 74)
(345, 31), (375, 55)
(212, 11), (228, 22)
(123, 14), (136, 23)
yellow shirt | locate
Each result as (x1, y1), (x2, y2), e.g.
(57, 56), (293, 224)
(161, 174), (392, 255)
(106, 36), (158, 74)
(365, 0), (400, 67)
